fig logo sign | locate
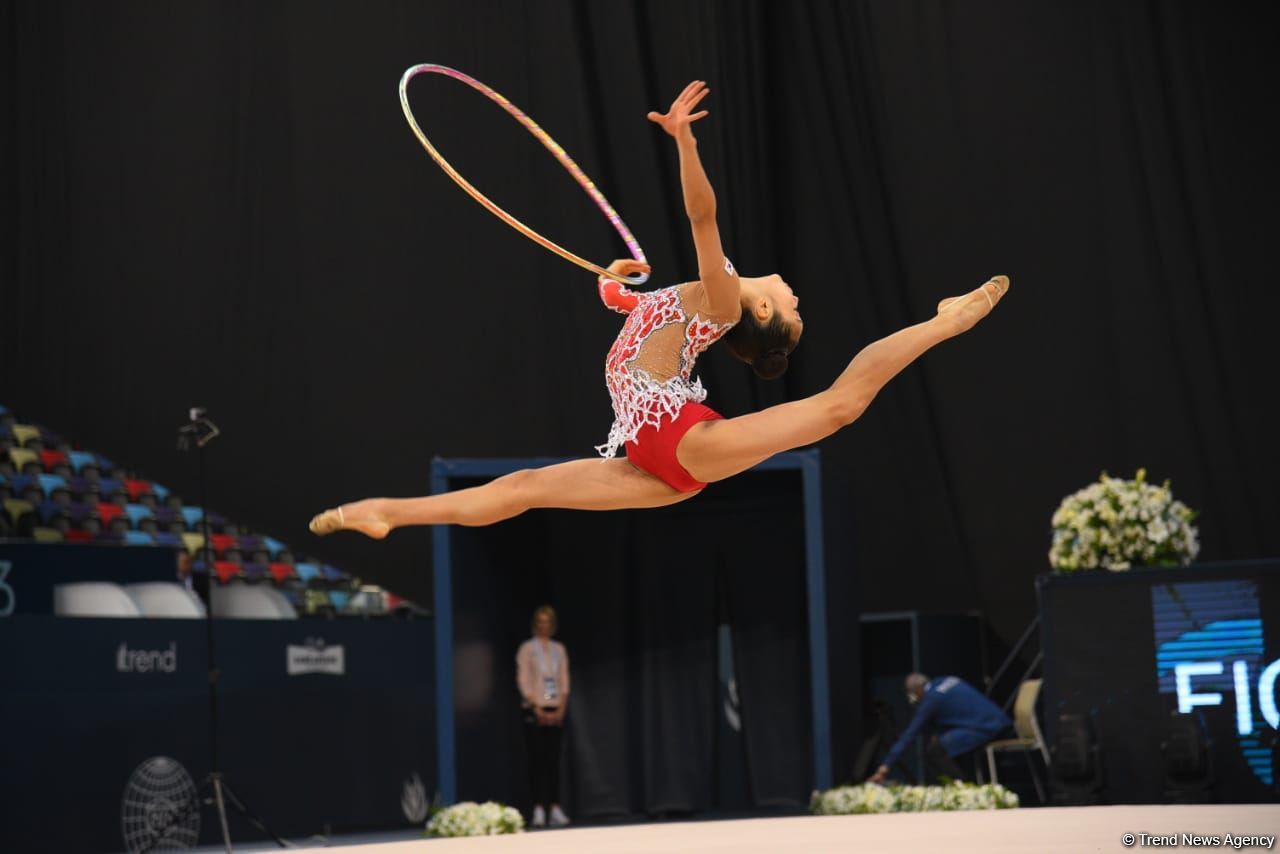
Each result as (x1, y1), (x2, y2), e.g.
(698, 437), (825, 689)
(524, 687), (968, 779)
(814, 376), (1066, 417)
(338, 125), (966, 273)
(1153, 580), (1274, 786)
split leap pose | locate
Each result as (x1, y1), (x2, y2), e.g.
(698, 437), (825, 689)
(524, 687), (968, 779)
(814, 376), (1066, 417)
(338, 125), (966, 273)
(309, 80), (1007, 539)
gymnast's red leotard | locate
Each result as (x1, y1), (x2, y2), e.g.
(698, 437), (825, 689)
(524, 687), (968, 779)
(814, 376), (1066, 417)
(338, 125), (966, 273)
(596, 259), (738, 492)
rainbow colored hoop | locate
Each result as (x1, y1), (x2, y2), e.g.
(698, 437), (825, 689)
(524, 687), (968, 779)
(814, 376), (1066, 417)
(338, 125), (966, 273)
(399, 64), (649, 286)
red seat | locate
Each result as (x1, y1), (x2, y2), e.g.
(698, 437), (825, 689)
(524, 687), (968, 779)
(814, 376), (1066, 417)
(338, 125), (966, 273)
(211, 533), (236, 556)
(213, 561), (241, 584)
(96, 503), (124, 525)
(124, 479), (153, 501)
(65, 529), (94, 543)
(268, 562), (297, 584)
(39, 450), (68, 469)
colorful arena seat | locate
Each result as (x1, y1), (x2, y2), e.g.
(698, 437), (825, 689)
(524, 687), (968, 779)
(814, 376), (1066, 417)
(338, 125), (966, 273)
(268, 562), (298, 584)
(123, 531), (154, 546)
(124, 503), (154, 528)
(320, 564), (346, 583)
(153, 532), (181, 548)
(67, 451), (97, 473)
(39, 450), (68, 470)
(9, 448), (38, 472)
(213, 561), (242, 584)
(33, 527), (63, 543)
(293, 562), (321, 583)
(181, 532), (205, 555)
(96, 502), (124, 526)
(210, 533), (236, 555)
(38, 474), (68, 499)
(124, 479), (153, 501)
(5, 498), (33, 526)
(181, 506), (204, 529)
(11, 425), (40, 447)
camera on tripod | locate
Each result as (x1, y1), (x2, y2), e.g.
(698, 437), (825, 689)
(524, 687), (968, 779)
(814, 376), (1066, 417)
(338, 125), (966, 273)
(176, 407), (220, 451)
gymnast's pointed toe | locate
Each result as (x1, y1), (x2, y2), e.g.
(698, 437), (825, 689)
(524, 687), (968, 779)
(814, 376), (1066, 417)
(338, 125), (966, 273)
(309, 508), (343, 536)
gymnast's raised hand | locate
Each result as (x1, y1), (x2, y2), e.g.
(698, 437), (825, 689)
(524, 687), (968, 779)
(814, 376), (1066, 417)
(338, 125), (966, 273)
(310, 81), (1008, 539)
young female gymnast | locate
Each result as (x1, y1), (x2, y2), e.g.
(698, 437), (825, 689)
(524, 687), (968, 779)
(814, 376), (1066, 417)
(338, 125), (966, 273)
(309, 80), (1007, 538)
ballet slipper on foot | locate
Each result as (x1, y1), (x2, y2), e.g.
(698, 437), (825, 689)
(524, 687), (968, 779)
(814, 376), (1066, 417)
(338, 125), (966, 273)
(937, 275), (1009, 330)
(308, 504), (391, 539)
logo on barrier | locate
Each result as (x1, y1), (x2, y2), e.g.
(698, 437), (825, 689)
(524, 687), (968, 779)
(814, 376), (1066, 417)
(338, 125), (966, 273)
(0, 560), (14, 617)
(1152, 580), (1276, 786)
(287, 637), (345, 676)
(117, 642), (177, 673)
(121, 756), (200, 853)
(401, 772), (428, 824)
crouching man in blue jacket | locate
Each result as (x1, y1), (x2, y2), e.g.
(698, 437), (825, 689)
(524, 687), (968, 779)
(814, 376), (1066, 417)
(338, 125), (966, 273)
(868, 673), (1012, 784)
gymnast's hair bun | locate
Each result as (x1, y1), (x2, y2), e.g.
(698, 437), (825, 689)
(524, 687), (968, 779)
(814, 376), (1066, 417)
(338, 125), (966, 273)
(753, 350), (789, 380)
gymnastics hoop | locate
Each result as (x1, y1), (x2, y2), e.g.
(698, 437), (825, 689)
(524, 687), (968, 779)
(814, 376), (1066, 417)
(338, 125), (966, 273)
(399, 64), (649, 286)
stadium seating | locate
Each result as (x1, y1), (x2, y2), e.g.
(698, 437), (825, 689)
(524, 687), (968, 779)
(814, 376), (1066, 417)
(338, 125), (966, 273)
(0, 402), (417, 619)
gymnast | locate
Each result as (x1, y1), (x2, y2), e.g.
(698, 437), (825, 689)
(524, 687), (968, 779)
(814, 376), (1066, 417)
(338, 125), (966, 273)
(309, 80), (1007, 538)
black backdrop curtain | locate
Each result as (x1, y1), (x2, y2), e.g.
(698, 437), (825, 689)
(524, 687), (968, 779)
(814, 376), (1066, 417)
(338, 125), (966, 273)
(451, 471), (810, 815)
(4, 0), (1279, 779)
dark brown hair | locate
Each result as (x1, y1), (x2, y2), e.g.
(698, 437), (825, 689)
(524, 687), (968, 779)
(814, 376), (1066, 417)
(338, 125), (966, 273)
(725, 310), (796, 380)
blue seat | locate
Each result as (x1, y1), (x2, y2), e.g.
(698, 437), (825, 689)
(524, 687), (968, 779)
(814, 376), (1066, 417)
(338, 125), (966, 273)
(38, 474), (68, 498)
(95, 454), (114, 471)
(67, 451), (97, 473)
(328, 591), (351, 611)
(151, 482), (170, 501)
(153, 532), (181, 548)
(38, 500), (65, 524)
(124, 503), (154, 527)
(320, 564), (346, 582)
(123, 531), (154, 546)
(97, 477), (124, 498)
(262, 536), (285, 557)
(294, 562), (321, 583)
(181, 506), (204, 528)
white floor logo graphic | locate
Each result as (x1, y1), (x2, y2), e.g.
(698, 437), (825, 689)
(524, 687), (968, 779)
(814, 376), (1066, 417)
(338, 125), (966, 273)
(287, 637), (345, 675)
(117, 642), (177, 673)
(401, 772), (428, 824)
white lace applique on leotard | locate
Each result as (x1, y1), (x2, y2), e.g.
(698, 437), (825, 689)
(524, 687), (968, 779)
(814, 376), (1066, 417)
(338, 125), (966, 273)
(595, 258), (738, 458)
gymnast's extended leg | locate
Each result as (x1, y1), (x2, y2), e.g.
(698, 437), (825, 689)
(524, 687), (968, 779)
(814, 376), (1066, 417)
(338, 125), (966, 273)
(309, 458), (695, 538)
(676, 276), (1009, 484)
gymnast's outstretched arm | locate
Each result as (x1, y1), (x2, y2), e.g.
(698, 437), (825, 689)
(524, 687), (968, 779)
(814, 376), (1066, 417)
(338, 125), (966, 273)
(647, 80), (740, 319)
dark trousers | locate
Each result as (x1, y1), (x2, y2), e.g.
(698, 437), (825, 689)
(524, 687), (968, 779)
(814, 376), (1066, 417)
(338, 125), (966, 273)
(523, 708), (563, 807)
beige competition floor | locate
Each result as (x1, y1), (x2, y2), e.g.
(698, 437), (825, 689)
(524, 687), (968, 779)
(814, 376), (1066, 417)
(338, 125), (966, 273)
(308, 804), (1279, 854)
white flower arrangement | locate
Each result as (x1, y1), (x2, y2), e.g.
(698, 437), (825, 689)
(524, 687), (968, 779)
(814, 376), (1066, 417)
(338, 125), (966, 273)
(810, 780), (1018, 815)
(1049, 469), (1199, 573)
(424, 801), (524, 837)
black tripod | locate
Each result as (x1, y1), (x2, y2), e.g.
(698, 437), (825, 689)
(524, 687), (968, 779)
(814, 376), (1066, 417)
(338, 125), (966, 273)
(175, 408), (288, 853)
